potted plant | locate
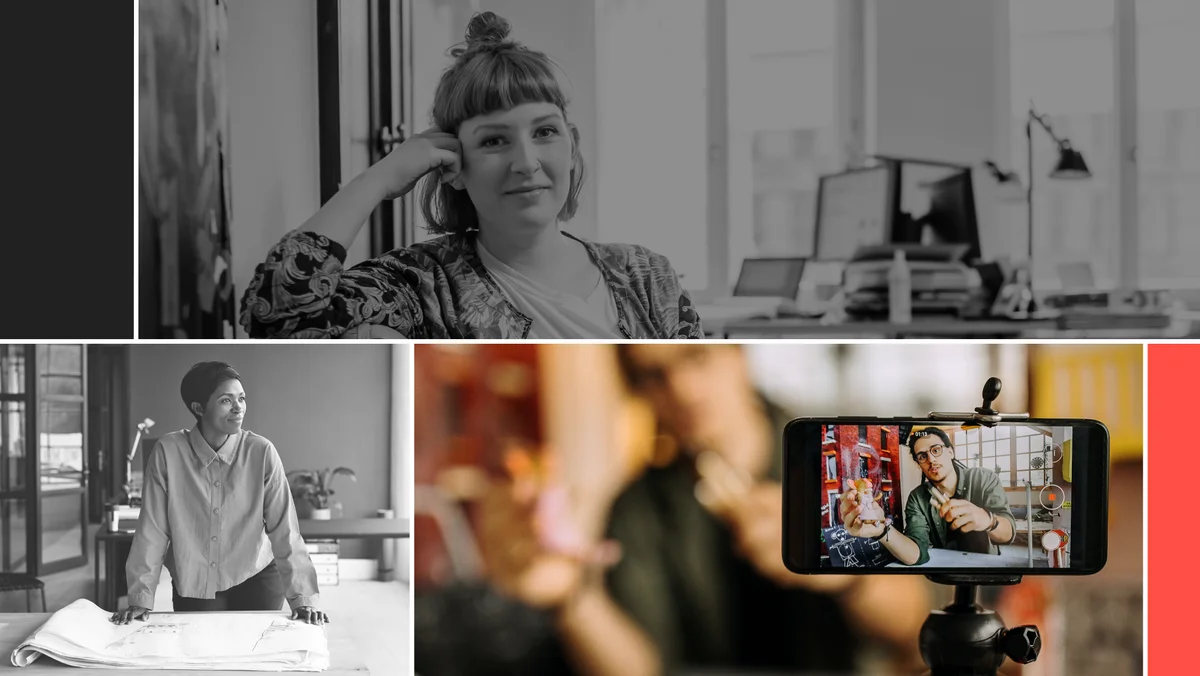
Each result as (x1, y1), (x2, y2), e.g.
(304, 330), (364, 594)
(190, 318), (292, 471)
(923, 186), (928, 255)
(287, 467), (357, 520)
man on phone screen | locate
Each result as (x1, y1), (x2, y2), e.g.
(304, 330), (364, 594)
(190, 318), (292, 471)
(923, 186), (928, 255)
(841, 427), (1015, 566)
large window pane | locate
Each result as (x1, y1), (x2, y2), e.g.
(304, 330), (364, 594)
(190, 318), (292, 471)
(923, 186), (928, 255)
(39, 400), (84, 490)
(1010, 0), (1118, 288)
(1137, 0), (1200, 286)
(38, 345), (83, 396)
(596, 0), (708, 290)
(40, 492), (84, 566)
(1, 346), (25, 395)
(1, 401), (26, 492)
(0, 498), (29, 574)
(37, 345), (82, 376)
(726, 0), (839, 277)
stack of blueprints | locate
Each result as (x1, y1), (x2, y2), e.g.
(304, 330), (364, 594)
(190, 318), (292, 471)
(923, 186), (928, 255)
(10, 600), (329, 671)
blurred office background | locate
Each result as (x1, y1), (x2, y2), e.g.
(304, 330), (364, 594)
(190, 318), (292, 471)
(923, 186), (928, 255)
(140, 0), (1200, 337)
(0, 344), (410, 674)
(413, 343), (1142, 676)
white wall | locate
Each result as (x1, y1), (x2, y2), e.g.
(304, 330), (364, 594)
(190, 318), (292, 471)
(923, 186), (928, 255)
(867, 0), (1025, 263)
(225, 0), (323, 337)
(409, 0), (599, 242)
(392, 345), (411, 583)
(869, 0), (1009, 164)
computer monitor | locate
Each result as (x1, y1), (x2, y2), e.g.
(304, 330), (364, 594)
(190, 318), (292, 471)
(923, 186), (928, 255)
(814, 166), (897, 260)
(918, 168), (982, 262)
(733, 258), (806, 299)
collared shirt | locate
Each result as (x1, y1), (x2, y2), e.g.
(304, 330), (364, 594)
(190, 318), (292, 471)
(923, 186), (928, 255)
(603, 399), (857, 673)
(902, 462), (1017, 565)
(125, 427), (319, 611)
(238, 229), (703, 339)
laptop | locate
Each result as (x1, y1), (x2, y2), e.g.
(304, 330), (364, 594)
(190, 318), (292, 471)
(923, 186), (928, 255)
(696, 258), (806, 322)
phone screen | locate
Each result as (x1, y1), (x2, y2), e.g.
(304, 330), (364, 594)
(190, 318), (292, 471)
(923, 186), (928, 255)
(783, 419), (1108, 574)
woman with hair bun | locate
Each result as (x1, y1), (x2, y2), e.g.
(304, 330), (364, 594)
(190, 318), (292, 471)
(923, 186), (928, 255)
(240, 12), (702, 340)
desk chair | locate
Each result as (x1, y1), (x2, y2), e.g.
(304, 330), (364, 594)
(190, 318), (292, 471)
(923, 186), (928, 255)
(0, 573), (47, 612)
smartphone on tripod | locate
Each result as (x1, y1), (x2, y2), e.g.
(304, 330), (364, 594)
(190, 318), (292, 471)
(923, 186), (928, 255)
(781, 417), (1109, 576)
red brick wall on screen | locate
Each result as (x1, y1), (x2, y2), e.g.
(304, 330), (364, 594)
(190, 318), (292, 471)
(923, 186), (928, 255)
(820, 424), (901, 527)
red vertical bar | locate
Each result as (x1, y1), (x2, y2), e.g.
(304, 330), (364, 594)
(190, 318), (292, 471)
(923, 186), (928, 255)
(1148, 344), (1193, 674)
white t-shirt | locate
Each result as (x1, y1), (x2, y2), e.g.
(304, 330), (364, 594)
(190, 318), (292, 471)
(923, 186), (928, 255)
(475, 239), (623, 339)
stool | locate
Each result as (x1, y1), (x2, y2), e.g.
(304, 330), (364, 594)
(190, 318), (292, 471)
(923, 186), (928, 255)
(0, 573), (47, 612)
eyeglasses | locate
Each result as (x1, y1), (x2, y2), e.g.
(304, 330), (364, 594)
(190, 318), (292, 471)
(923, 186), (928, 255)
(914, 444), (948, 465)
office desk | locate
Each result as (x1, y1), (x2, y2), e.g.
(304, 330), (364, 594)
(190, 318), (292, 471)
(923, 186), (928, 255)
(0, 612), (369, 674)
(94, 530), (134, 611)
(94, 520), (411, 612)
(718, 316), (1183, 339)
(298, 518), (410, 539)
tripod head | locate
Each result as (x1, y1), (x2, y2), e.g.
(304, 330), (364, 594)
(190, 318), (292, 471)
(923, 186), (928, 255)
(927, 377), (1030, 427)
(918, 576), (1040, 675)
(917, 379), (1041, 675)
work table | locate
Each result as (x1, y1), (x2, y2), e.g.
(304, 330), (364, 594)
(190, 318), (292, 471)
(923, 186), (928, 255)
(0, 612), (370, 674)
(94, 518), (410, 611)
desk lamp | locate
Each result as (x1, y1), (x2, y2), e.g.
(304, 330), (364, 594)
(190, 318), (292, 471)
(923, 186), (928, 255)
(122, 418), (155, 505)
(1027, 103), (1092, 258)
(996, 103), (1092, 317)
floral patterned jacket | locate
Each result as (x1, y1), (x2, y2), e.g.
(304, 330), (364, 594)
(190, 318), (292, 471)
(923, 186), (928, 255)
(239, 230), (704, 339)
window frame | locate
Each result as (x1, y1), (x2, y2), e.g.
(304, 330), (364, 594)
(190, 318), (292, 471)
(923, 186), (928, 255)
(699, 0), (866, 301)
(704, 0), (1169, 295)
(1115, 0), (1139, 289)
(0, 345), (90, 576)
(1007, 0), (1181, 291)
(317, 0), (414, 258)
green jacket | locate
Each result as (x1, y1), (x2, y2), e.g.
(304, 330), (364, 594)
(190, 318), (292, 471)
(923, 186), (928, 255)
(902, 461), (1016, 565)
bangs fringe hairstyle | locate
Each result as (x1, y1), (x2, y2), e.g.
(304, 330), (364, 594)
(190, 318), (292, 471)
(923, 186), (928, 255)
(419, 12), (586, 234)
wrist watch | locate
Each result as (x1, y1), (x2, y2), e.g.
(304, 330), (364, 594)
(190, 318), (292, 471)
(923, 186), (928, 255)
(985, 513), (1000, 533)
